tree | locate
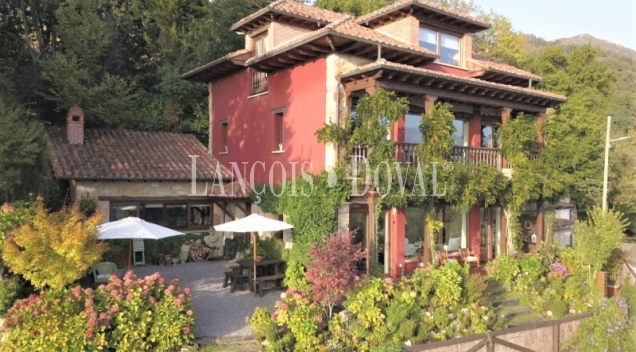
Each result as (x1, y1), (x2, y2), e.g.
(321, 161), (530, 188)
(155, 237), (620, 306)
(315, 0), (392, 16)
(525, 45), (616, 216)
(305, 230), (365, 319)
(0, 100), (51, 203)
(3, 198), (107, 290)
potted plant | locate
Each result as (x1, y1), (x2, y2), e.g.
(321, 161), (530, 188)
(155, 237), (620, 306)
(179, 252), (188, 264)
(255, 245), (268, 262)
(604, 248), (626, 296)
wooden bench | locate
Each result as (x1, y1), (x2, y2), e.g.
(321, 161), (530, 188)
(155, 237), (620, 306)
(223, 265), (248, 292)
(253, 274), (286, 297)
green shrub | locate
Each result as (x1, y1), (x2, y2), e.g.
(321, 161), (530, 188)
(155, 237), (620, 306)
(546, 300), (568, 319)
(488, 255), (520, 290)
(464, 273), (487, 305)
(248, 307), (278, 344)
(3, 271), (195, 351)
(565, 296), (635, 351)
(0, 277), (22, 315)
(621, 280), (636, 319)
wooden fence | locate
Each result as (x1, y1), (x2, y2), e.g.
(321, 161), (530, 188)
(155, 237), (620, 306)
(405, 313), (593, 352)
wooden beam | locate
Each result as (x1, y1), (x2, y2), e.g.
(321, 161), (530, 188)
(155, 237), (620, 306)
(378, 81), (549, 112)
(308, 44), (331, 53)
(276, 56), (296, 64)
(340, 42), (360, 53)
(327, 35), (336, 52)
(287, 52), (306, 61)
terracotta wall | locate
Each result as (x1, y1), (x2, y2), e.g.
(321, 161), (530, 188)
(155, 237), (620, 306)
(376, 16), (419, 44)
(211, 58), (327, 185)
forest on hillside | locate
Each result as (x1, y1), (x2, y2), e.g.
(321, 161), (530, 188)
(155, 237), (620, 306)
(0, 0), (634, 232)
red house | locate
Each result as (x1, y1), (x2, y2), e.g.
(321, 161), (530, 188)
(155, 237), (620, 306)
(182, 0), (566, 276)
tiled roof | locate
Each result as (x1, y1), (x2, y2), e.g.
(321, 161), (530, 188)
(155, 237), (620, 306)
(334, 19), (437, 56)
(208, 180), (253, 199)
(46, 126), (233, 181)
(471, 53), (542, 81)
(181, 49), (250, 80)
(341, 60), (567, 102)
(245, 18), (437, 66)
(231, 0), (345, 32)
(356, 0), (489, 29)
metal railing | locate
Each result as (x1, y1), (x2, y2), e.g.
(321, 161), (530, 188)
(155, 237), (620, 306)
(251, 71), (268, 95)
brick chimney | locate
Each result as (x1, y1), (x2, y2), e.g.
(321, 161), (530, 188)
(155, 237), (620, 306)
(67, 105), (85, 145)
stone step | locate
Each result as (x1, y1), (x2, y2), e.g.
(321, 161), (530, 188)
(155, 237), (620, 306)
(502, 306), (533, 319)
(492, 298), (520, 308)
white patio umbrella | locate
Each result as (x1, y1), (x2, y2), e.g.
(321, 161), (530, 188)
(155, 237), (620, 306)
(214, 214), (293, 291)
(98, 217), (185, 268)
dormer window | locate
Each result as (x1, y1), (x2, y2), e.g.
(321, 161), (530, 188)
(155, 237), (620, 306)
(253, 33), (268, 56)
(419, 27), (461, 66)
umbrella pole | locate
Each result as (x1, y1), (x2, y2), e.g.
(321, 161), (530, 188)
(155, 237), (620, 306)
(128, 239), (132, 270)
(253, 232), (257, 292)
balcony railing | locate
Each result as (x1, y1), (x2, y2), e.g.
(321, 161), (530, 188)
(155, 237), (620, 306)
(350, 143), (506, 170)
(251, 71), (268, 95)
(447, 146), (504, 170)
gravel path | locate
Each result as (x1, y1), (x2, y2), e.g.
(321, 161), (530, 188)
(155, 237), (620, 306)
(133, 261), (279, 340)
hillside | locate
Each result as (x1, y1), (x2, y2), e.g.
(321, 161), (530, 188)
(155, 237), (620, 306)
(556, 34), (636, 59)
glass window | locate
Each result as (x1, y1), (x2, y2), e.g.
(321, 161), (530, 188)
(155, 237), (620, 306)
(453, 119), (467, 146)
(166, 204), (187, 228)
(440, 33), (460, 65)
(419, 28), (461, 66)
(481, 124), (497, 148)
(190, 204), (211, 226)
(110, 204), (138, 221)
(419, 28), (437, 52)
(441, 206), (466, 251)
(405, 114), (423, 144)
(405, 208), (425, 260)
(253, 34), (268, 56)
(142, 203), (164, 225)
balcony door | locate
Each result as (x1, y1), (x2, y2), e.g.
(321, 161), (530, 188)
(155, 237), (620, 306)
(480, 207), (501, 260)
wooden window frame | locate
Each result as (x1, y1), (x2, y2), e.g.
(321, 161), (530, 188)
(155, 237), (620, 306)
(110, 201), (213, 231)
(419, 26), (463, 67)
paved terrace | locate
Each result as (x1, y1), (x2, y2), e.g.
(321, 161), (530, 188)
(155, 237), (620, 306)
(133, 261), (279, 341)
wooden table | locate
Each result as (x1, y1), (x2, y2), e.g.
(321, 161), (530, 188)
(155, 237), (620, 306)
(236, 259), (285, 295)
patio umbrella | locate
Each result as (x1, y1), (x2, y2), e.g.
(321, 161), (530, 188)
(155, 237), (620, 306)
(214, 214), (293, 291)
(97, 217), (185, 268)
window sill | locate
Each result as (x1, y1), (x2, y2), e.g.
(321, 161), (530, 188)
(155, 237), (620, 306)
(271, 150), (284, 154)
(431, 60), (465, 70)
(248, 91), (269, 99)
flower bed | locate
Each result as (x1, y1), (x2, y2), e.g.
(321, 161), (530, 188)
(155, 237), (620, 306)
(249, 262), (504, 351)
(2, 271), (195, 351)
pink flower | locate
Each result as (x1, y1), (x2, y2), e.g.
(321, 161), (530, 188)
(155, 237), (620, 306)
(272, 313), (278, 321)
(183, 326), (191, 334)
(172, 279), (180, 285)
(384, 277), (393, 284)
(173, 299), (183, 306)
(315, 315), (323, 323)
(186, 310), (193, 316)
(84, 288), (94, 296)
(184, 288), (191, 295)
(86, 329), (94, 338)
(178, 293), (185, 300)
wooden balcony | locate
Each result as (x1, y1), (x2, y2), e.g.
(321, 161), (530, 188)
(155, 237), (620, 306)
(350, 144), (507, 170)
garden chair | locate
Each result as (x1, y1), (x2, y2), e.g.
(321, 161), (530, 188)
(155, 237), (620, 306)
(460, 248), (480, 268)
(438, 250), (457, 266)
(93, 261), (123, 284)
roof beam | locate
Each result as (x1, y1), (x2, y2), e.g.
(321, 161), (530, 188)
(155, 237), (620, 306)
(378, 81), (548, 113)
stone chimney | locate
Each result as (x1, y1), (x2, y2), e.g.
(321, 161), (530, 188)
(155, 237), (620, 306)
(67, 105), (85, 145)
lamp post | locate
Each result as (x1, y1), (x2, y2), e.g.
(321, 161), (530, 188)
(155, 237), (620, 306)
(602, 116), (631, 212)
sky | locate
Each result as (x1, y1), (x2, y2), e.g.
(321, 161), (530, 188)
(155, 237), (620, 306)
(474, 0), (636, 50)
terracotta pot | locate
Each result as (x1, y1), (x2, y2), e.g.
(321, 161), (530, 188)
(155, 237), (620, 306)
(255, 256), (265, 262)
